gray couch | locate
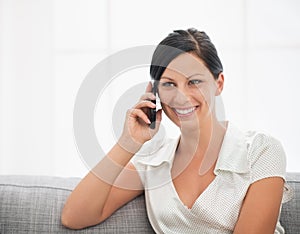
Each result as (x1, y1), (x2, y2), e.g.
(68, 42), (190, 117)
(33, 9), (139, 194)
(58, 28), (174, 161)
(0, 173), (299, 234)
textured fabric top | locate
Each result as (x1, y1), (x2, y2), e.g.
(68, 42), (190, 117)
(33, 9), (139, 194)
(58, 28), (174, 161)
(132, 122), (292, 234)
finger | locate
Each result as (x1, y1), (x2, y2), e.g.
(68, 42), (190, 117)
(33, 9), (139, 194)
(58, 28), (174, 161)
(145, 81), (152, 93)
(139, 92), (156, 101)
(128, 108), (151, 124)
(134, 100), (156, 109)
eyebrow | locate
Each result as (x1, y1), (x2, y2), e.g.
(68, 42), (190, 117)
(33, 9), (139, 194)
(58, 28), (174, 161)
(160, 76), (174, 80)
(187, 73), (205, 78)
(161, 73), (204, 80)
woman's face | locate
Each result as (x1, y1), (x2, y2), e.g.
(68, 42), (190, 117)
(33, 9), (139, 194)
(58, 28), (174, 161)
(158, 52), (224, 129)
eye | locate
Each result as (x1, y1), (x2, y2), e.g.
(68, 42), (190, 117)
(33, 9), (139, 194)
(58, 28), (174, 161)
(160, 81), (176, 87)
(188, 79), (203, 85)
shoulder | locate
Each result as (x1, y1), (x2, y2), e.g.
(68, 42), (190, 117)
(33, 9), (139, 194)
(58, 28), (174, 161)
(244, 130), (286, 165)
(243, 129), (286, 183)
(130, 134), (179, 189)
(243, 129), (294, 203)
(245, 130), (283, 151)
(217, 123), (286, 182)
(131, 133), (179, 168)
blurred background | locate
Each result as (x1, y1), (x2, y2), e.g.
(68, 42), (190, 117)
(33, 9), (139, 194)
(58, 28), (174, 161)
(0, 0), (299, 177)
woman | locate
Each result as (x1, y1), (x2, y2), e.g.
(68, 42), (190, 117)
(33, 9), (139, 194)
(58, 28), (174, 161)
(62, 28), (288, 233)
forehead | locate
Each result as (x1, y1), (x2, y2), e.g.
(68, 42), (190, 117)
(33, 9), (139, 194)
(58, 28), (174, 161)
(162, 52), (209, 77)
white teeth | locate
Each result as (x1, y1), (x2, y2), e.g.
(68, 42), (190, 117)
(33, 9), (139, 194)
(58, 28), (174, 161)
(174, 107), (195, 115)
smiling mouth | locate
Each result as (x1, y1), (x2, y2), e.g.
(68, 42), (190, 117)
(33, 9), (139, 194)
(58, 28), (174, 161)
(173, 106), (198, 117)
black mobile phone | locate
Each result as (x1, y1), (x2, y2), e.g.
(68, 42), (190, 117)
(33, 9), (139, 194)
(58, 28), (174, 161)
(149, 81), (158, 129)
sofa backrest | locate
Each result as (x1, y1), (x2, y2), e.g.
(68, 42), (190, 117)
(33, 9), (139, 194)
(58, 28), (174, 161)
(0, 175), (154, 233)
(280, 172), (300, 233)
(0, 173), (299, 233)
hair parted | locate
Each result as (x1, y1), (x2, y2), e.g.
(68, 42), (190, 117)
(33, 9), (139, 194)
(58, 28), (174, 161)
(150, 28), (223, 81)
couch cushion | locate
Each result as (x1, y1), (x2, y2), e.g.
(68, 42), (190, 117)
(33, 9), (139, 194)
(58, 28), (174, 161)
(0, 175), (155, 233)
(280, 172), (300, 234)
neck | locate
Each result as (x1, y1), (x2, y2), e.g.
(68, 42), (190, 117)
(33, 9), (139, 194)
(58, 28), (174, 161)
(175, 117), (228, 175)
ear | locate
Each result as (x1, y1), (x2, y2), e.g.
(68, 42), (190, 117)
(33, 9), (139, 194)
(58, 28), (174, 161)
(215, 73), (224, 96)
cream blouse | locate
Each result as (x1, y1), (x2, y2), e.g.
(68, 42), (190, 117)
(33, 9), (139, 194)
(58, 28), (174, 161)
(131, 122), (292, 234)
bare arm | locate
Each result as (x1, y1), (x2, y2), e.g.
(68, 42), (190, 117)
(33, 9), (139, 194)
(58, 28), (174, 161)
(233, 177), (285, 234)
(61, 144), (143, 229)
(61, 82), (161, 229)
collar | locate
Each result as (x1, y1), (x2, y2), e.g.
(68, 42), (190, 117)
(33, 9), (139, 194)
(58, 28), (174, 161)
(214, 122), (250, 175)
(134, 122), (250, 174)
(134, 136), (179, 166)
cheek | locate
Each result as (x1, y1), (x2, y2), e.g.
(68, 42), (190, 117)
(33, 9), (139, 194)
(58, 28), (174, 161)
(161, 103), (180, 125)
(194, 86), (215, 104)
(158, 89), (176, 105)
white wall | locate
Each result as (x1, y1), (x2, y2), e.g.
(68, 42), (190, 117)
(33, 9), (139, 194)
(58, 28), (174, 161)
(0, 0), (299, 177)
(0, 0), (56, 175)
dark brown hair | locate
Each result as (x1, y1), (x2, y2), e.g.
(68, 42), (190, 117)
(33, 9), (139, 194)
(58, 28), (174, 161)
(150, 28), (223, 81)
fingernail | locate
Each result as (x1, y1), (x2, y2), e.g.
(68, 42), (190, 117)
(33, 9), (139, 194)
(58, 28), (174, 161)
(150, 102), (156, 107)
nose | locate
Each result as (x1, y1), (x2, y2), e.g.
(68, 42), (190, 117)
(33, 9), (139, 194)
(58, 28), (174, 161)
(172, 86), (192, 106)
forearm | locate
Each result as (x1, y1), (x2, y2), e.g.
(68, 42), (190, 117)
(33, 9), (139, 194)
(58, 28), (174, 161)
(61, 142), (138, 229)
(62, 84), (160, 229)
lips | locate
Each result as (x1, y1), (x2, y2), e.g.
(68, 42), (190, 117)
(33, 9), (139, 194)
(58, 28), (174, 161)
(173, 106), (197, 117)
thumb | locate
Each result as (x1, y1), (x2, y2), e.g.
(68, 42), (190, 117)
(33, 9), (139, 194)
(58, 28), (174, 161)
(156, 109), (162, 123)
(152, 109), (162, 132)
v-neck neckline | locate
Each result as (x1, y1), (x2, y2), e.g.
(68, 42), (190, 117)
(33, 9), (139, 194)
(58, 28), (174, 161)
(169, 170), (219, 211)
(168, 121), (229, 211)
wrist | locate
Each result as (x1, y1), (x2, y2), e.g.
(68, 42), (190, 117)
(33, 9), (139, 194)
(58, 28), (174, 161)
(118, 134), (143, 154)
